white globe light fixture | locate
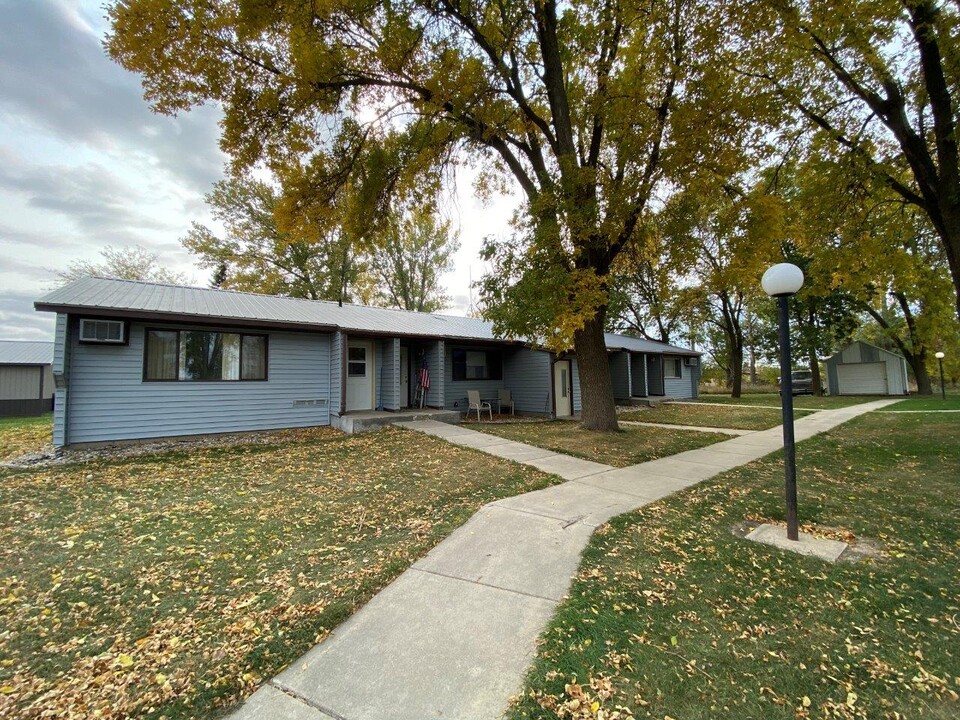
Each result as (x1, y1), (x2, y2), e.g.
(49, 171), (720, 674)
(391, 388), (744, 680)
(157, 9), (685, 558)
(936, 351), (945, 359)
(763, 261), (805, 541)
(762, 263), (805, 297)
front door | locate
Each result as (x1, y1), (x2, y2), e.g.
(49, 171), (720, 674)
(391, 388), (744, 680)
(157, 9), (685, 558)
(399, 347), (410, 408)
(554, 360), (572, 417)
(346, 341), (375, 411)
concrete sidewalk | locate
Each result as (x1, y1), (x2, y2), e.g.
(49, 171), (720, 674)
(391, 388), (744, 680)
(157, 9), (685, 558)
(229, 399), (898, 720)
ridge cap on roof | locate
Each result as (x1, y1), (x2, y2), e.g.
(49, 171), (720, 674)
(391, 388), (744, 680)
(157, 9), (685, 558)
(67, 276), (482, 323)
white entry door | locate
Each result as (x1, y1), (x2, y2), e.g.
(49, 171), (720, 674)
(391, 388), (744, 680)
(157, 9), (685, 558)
(400, 347), (410, 408)
(554, 360), (572, 417)
(346, 341), (375, 411)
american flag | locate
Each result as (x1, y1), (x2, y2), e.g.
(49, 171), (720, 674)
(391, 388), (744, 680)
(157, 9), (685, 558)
(418, 366), (430, 389)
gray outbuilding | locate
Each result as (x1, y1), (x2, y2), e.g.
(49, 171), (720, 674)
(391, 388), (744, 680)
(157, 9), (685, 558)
(825, 341), (909, 396)
(0, 340), (55, 417)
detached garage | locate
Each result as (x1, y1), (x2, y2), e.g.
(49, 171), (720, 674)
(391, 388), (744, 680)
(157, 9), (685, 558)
(0, 340), (55, 417)
(825, 341), (909, 396)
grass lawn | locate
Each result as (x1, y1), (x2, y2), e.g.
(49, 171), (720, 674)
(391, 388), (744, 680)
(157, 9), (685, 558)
(619, 403), (817, 431)
(877, 392), (960, 411)
(466, 421), (729, 467)
(0, 426), (559, 720)
(0, 414), (52, 461)
(696, 393), (870, 410)
(508, 411), (960, 720)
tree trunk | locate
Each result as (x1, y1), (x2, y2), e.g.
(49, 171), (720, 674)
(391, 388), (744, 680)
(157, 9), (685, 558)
(910, 352), (934, 395)
(809, 352), (823, 396)
(749, 346), (757, 386)
(573, 313), (619, 431)
(729, 342), (743, 398)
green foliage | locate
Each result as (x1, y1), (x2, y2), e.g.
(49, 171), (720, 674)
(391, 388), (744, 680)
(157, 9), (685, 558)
(508, 410), (960, 719)
(183, 176), (363, 302)
(738, 0), (960, 319)
(369, 205), (459, 313)
(57, 245), (188, 286)
(106, 0), (769, 428)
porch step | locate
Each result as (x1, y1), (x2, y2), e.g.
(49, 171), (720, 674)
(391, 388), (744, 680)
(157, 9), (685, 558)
(334, 409), (461, 434)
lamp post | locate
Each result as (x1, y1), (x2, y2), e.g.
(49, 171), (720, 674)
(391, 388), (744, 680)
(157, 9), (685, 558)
(762, 263), (805, 541)
(936, 351), (946, 400)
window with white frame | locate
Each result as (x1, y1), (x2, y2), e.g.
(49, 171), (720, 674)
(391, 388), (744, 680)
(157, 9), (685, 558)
(665, 357), (682, 379)
(79, 318), (126, 344)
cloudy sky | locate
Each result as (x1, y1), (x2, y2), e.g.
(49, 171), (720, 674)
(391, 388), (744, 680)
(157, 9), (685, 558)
(0, 0), (515, 341)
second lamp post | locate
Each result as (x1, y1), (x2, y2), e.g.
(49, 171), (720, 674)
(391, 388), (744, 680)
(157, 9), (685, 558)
(762, 263), (805, 542)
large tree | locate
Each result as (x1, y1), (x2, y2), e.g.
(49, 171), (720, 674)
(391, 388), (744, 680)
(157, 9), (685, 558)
(742, 0), (960, 320)
(108, 0), (751, 430)
(370, 206), (459, 313)
(184, 176), (364, 303)
(56, 245), (188, 286)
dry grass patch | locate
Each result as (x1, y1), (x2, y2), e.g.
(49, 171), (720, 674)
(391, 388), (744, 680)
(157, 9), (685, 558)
(0, 415), (52, 461)
(467, 420), (728, 467)
(0, 426), (558, 719)
(620, 403), (815, 431)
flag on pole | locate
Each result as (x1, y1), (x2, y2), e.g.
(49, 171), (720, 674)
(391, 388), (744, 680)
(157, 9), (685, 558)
(418, 366), (430, 390)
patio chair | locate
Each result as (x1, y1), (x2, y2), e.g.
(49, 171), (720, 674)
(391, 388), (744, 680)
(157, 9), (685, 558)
(497, 388), (515, 416)
(467, 390), (492, 421)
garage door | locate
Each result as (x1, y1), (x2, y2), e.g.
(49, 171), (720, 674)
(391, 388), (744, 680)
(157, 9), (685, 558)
(837, 363), (887, 395)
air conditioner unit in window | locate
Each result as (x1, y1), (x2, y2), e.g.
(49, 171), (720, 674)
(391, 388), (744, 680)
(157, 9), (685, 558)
(79, 318), (127, 344)
(684, 357), (699, 367)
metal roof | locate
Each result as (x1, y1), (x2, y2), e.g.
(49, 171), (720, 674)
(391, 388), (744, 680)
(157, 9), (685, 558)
(0, 340), (54, 365)
(603, 332), (699, 356)
(35, 277), (699, 354)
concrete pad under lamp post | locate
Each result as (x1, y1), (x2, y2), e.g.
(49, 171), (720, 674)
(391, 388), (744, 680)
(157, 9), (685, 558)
(762, 262), (805, 542)
(936, 351), (946, 400)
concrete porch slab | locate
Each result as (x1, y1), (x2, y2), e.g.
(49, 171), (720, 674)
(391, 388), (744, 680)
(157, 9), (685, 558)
(413, 505), (594, 601)
(745, 523), (848, 563)
(338, 409), (460, 434)
(272, 570), (556, 720)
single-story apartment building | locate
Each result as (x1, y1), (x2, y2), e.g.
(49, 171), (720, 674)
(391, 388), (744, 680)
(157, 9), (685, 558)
(0, 340), (54, 417)
(35, 277), (701, 447)
(825, 341), (910, 396)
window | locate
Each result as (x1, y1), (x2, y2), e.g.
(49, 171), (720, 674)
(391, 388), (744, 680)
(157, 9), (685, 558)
(79, 318), (126, 344)
(452, 348), (502, 381)
(665, 357), (682, 379)
(347, 346), (367, 377)
(144, 329), (267, 381)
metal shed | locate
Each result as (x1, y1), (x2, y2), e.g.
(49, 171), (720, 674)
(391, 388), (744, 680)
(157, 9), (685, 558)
(0, 340), (55, 417)
(825, 341), (909, 396)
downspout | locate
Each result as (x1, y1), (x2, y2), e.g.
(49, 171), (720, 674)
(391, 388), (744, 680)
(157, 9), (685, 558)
(340, 333), (348, 415)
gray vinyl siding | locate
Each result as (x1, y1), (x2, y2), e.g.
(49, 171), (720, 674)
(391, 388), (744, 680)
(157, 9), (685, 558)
(53, 313), (70, 447)
(663, 359), (694, 398)
(444, 344), (504, 411)
(330, 331), (343, 416)
(503, 348), (553, 415)
(64, 321), (331, 445)
(609, 352), (630, 401)
(426, 340), (444, 407)
(380, 338), (400, 410)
